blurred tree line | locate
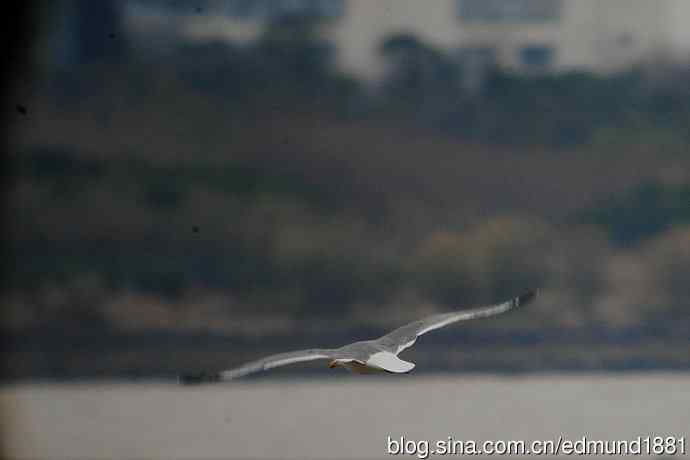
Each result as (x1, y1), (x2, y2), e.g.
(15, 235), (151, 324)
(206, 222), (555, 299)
(42, 10), (690, 148)
(174, 19), (690, 148)
(5, 9), (690, 375)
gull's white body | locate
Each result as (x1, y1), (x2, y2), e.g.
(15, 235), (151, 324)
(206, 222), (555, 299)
(333, 351), (415, 374)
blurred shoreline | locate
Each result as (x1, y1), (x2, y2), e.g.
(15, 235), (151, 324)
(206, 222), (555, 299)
(3, 325), (689, 381)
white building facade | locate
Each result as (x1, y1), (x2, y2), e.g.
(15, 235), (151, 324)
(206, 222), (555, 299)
(126, 0), (690, 79)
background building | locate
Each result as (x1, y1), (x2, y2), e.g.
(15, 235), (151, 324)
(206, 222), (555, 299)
(126, 0), (690, 80)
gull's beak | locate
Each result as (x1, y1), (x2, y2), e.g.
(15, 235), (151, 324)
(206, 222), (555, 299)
(329, 360), (338, 369)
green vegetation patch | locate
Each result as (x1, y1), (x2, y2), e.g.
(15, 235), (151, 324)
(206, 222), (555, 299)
(578, 181), (690, 247)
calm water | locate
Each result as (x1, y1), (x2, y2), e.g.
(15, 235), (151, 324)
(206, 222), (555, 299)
(1, 373), (689, 459)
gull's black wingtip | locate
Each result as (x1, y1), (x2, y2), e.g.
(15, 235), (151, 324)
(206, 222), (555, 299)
(178, 371), (221, 385)
(515, 289), (538, 307)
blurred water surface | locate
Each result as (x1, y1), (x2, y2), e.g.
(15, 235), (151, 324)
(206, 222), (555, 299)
(1, 373), (688, 459)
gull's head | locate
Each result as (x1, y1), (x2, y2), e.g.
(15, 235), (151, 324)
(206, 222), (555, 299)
(329, 360), (340, 369)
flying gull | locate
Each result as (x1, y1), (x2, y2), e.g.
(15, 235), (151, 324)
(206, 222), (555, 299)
(179, 290), (537, 383)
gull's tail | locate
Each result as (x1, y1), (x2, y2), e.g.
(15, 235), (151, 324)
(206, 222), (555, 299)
(178, 371), (221, 385)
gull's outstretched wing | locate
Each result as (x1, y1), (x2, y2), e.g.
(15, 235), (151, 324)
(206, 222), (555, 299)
(374, 291), (538, 355)
(179, 348), (333, 384)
